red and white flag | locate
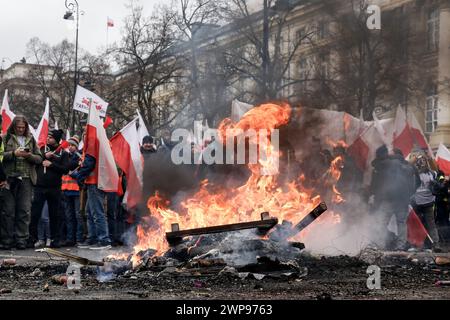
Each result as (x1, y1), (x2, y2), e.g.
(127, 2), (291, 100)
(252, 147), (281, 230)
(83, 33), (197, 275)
(348, 123), (385, 171)
(107, 17), (114, 27)
(408, 111), (433, 157)
(136, 109), (149, 144)
(373, 111), (392, 151)
(73, 85), (109, 118)
(347, 110), (369, 171)
(84, 103), (119, 192)
(1, 90), (15, 134)
(393, 106), (414, 157)
(407, 206), (429, 247)
(436, 143), (450, 176)
(36, 98), (50, 148)
(110, 118), (143, 208)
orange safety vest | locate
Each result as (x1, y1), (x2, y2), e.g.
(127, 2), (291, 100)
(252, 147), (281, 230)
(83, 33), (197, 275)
(61, 175), (80, 192)
(85, 167), (98, 185)
(81, 149), (98, 185)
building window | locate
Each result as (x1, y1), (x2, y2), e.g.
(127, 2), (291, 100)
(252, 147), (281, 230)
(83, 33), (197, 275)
(425, 86), (438, 134)
(427, 8), (439, 51)
(317, 21), (329, 40)
(298, 57), (309, 93)
(319, 53), (330, 79)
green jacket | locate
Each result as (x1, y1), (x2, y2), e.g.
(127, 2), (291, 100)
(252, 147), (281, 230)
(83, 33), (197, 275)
(2, 133), (42, 185)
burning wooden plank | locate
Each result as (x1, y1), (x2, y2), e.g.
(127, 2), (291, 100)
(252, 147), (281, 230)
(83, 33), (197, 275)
(270, 202), (328, 242)
(166, 212), (278, 245)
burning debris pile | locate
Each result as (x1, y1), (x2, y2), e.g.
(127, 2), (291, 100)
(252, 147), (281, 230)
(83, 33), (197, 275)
(100, 102), (351, 279)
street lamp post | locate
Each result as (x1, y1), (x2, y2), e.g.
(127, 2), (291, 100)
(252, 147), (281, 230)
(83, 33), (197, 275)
(64, 0), (82, 132)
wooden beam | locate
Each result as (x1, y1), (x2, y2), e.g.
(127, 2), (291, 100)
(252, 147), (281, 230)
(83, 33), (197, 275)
(166, 212), (278, 245)
(270, 202), (328, 242)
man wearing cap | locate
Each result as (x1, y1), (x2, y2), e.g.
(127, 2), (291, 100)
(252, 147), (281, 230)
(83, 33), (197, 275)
(28, 129), (70, 248)
(60, 135), (84, 247)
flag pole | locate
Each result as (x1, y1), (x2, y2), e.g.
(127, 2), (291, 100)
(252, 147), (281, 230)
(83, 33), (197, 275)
(426, 233), (434, 245)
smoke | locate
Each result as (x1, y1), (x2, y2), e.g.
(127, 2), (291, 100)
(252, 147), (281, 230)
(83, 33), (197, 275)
(300, 192), (395, 257)
(284, 107), (326, 163)
(142, 148), (200, 201)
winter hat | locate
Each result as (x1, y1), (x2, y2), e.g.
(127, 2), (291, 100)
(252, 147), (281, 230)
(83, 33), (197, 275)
(49, 129), (64, 143)
(68, 135), (80, 148)
(142, 135), (154, 144)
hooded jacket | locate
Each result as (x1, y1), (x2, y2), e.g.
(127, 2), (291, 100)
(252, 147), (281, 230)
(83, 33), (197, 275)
(2, 122), (42, 185)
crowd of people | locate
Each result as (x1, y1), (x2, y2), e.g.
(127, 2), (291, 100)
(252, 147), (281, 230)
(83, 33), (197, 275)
(0, 114), (158, 250)
(281, 139), (450, 253)
(368, 145), (450, 252)
(0, 112), (449, 253)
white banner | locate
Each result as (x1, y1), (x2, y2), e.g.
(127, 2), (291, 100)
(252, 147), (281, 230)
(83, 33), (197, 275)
(73, 85), (109, 117)
(231, 99), (253, 122)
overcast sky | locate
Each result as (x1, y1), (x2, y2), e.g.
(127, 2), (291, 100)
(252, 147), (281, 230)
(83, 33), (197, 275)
(0, 0), (159, 69)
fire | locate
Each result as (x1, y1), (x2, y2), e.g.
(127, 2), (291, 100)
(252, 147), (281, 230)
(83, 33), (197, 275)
(127, 102), (346, 266)
(218, 102), (291, 137)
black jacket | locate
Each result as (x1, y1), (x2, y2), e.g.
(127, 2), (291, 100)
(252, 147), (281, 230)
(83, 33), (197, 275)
(370, 154), (419, 204)
(67, 151), (81, 172)
(35, 144), (70, 189)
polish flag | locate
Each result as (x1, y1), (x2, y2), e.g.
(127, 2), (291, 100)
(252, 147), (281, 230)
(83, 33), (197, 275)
(110, 118), (143, 208)
(407, 206), (429, 248)
(36, 98), (50, 148)
(436, 143), (450, 176)
(408, 112), (433, 157)
(1, 90), (15, 134)
(136, 109), (149, 144)
(373, 111), (392, 151)
(347, 134), (370, 171)
(393, 106), (414, 157)
(347, 123), (385, 171)
(84, 103), (119, 192)
(347, 114), (369, 171)
(107, 17), (114, 28)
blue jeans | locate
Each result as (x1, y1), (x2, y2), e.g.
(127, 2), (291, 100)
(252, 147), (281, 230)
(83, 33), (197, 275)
(106, 192), (119, 242)
(38, 202), (50, 241)
(86, 185), (111, 244)
(63, 193), (83, 242)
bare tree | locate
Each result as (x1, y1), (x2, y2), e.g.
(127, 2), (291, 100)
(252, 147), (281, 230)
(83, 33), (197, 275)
(173, 0), (234, 125)
(222, 0), (314, 104)
(24, 37), (111, 131)
(302, 0), (427, 120)
(109, 2), (184, 133)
